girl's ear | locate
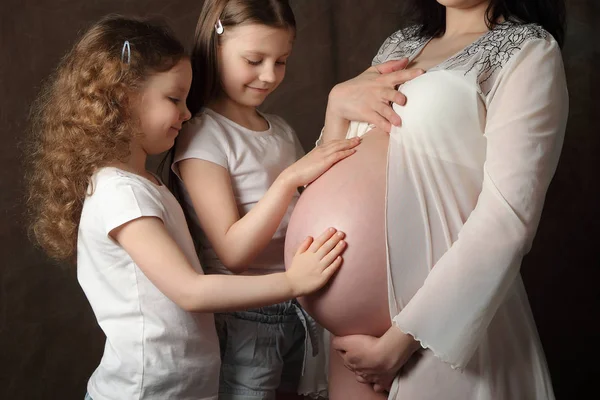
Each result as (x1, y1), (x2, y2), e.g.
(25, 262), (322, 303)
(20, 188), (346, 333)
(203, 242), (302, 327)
(125, 91), (144, 127)
(125, 91), (139, 114)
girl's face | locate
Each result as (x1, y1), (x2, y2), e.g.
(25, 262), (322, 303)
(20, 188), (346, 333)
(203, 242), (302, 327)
(217, 24), (294, 108)
(135, 58), (192, 155)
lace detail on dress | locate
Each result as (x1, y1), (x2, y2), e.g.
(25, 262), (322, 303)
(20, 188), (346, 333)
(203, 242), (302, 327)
(372, 26), (428, 66)
(441, 22), (548, 93)
(372, 22), (549, 95)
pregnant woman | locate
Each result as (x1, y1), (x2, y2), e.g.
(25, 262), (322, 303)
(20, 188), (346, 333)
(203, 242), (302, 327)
(285, 0), (568, 399)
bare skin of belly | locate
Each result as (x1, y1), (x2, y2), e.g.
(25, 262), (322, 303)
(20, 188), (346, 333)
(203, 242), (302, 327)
(327, 130), (391, 400)
(286, 129), (392, 399)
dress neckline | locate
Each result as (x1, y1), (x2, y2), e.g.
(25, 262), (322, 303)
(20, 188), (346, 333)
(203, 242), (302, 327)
(408, 32), (489, 73)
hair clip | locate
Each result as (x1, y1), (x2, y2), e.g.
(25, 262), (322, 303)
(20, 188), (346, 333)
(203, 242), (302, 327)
(215, 19), (224, 35)
(121, 40), (131, 64)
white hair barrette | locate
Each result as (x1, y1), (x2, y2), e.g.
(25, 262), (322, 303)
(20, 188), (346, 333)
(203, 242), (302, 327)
(215, 19), (224, 35)
(121, 40), (131, 64)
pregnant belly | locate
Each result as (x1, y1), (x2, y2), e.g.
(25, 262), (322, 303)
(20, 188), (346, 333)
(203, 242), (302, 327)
(284, 130), (390, 337)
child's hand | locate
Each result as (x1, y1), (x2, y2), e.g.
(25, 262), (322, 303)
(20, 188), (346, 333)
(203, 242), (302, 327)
(286, 227), (346, 297)
(284, 138), (360, 187)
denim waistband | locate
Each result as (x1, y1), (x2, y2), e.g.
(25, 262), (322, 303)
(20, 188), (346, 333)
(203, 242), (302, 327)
(218, 299), (321, 359)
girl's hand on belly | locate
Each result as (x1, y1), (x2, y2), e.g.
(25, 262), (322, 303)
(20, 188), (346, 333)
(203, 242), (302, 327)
(285, 228), (346, 297)
(332, 325), (421, 389)
(282, 137), (360, 187)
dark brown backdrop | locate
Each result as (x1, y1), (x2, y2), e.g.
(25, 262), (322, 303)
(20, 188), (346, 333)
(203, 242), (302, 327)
(1, 1), (598, 399)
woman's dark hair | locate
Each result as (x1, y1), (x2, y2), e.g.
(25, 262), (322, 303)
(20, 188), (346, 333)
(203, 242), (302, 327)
(400, 0), (566, 47)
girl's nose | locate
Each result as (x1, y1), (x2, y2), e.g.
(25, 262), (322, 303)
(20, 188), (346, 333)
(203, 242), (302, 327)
(181, 105), (192, 121)
(259, 65), (276, 83)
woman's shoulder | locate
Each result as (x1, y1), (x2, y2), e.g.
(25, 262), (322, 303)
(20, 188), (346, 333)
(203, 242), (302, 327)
(431, 20), (556, 87)
(491, 22), (558, 66)
(372, 25), (428, 65)
(387, 25), (423, 42)
(488, 20), (553, 49)
(458, 21), (555, 67)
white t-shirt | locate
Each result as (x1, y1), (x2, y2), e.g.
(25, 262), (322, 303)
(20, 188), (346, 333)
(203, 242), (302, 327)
(172, 108), (305, 276)
(77, 167), (220, 400)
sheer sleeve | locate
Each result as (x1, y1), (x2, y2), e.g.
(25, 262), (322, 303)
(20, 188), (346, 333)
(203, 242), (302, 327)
(372, 26), (420, 66)
(392, 37), (569, 369)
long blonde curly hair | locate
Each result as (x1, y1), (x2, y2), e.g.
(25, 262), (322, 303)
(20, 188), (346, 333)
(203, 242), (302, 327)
(26, 15), (186, 261)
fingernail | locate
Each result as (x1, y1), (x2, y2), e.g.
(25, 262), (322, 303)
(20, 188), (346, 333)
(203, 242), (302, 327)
(337, 231), (345, 237)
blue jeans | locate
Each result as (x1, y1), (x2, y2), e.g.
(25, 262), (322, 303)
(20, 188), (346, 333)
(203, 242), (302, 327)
(215, 299), (319, 400)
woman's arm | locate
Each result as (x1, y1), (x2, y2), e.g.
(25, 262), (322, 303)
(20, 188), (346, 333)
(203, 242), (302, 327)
(390, 37), (568, 369)
(111, 216), (346, 312)
(331, 325), (420, 392)
(178, 138), (360, 273)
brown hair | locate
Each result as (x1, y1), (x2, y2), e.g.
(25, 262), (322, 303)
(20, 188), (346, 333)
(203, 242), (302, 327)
(26, 14), (187, 262)
(188, 0), (296, 116)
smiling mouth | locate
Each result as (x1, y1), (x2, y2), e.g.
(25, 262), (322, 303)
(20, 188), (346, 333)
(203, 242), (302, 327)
(247, 86), (269, 92)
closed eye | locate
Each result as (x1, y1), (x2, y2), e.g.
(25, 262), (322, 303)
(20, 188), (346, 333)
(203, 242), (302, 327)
(246, 59), (262, 66)
(168, 97), (181, 104)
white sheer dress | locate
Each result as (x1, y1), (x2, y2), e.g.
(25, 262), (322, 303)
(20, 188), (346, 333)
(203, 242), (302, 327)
(343, 21), (568, 400)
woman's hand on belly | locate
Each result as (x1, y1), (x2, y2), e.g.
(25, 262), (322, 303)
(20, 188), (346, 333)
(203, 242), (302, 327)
(324, 58), (424, 140)
(331, 325), (421, 390)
